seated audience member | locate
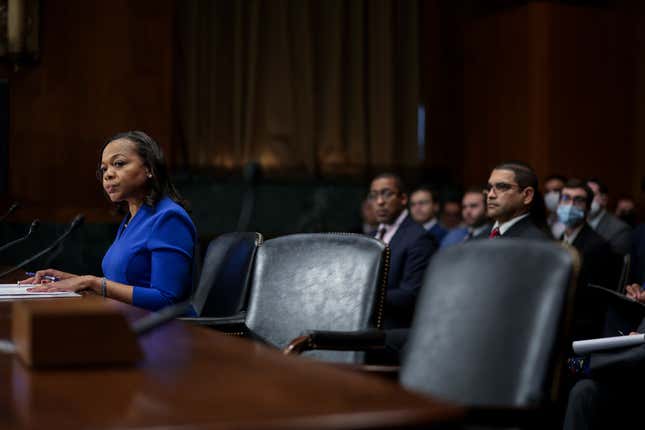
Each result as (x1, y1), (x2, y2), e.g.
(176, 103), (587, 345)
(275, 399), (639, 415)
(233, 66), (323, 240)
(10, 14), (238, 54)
(544, 174), (567, 239)
(439, 197), (462, 230)
(408, 185), (448, 243)
(369, 174), (437, 329)
(615, 195), (637, 227)
(440, 186), (491, 247)
(564, 286), (645, 430)
(485, 162), (550, 239)
(587, 178), (632, 255)
(557, 179), (613, 289)
(22, 131), (196, 312)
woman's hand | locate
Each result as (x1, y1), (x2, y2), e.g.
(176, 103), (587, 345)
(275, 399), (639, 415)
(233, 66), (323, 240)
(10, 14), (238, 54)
(625, 283), (645, 304)
(26, 275), (100, 294)
(18, 269), (77, 285)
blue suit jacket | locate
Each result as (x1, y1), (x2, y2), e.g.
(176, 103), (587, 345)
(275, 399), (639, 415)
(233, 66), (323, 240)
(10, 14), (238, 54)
(427, 222), (448, 244)
(381, 214), (437, 328)
(440, 227), (468, 248)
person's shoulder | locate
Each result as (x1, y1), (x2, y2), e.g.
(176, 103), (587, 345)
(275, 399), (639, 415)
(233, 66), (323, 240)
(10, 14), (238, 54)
(508, 216), (550, 240)
(600, 212), (631, 234)
(151, 197), (195, 230)
(578, 224), (610, 251)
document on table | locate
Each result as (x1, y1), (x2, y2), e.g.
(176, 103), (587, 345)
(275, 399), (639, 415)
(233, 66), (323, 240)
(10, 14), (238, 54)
(0, 284), (80, 299)
(572, 334), (645, 355)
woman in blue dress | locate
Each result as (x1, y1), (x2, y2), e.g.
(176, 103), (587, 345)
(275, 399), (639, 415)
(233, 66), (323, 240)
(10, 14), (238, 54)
(23, 131), (196, 311)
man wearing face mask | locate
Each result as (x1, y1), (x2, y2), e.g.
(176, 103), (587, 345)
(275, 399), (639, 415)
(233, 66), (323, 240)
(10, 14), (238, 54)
(544, 174), (566, 239)
(558, 179), (613, 290)
(587, 178), (632, 256)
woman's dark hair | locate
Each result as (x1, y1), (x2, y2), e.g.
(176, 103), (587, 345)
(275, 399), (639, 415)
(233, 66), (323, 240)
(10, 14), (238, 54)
(97, 130), (189, 212)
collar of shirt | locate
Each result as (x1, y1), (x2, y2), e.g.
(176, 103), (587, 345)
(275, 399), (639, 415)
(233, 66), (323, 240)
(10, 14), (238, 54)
(469, 224), (489, 238)
(562, 224), (584, 245)
(492, 213), (530, 236)
(423, 218), (438, 231)
(588, 209), (606, 230)
(377, 209), (408, 245)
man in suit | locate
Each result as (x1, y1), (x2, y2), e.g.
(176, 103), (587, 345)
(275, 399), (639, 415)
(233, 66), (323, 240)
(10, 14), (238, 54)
(564, 287), (645, 430)
(587, 178), (632, 256)
(369, 173), (437, 329)
(441, 186), (492, 247)
(485, 162), (550, 240)
(557, 179), (613, 289)
(408, 186), (447, 244)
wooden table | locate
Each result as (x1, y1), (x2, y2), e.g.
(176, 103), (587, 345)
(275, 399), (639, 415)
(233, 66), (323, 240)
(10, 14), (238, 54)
(0, 299), (464, 429)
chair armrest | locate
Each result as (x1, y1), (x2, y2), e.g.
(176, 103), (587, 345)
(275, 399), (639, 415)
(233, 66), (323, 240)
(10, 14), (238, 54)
(179, 313), (247, 334)
(283, 329), (386, 355)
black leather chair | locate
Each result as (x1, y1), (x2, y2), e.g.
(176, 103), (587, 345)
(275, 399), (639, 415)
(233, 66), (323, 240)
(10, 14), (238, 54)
(398, 239), (578, 427)
(190, 232), (262, 317)
(187, 233), (389, 364)
(287, 239), (578, 425)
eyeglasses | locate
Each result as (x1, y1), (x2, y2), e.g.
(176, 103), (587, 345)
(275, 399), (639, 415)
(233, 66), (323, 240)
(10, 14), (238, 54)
(484, 182), (521, 194)
(560, 194), (587, 206)
(367, 189), (400, 201)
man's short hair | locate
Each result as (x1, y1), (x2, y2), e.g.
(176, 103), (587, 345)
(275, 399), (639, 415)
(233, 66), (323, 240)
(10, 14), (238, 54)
(563, 178), (594, 211)
(494, 161), (539, 192)
(411, 185), (439, 203)
(545, 174), (567, 184)
(464, 185), (486, 196)
(587, 177), (609, 195)
(372, 172), (406, 194)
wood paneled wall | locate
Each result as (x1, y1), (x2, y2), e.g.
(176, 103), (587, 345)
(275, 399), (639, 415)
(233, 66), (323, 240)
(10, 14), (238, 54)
(423, 1), (645, 202)
(1, 0), (174, 222)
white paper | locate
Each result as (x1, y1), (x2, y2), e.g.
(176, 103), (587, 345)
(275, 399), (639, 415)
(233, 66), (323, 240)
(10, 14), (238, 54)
(572, 334), (645, 355)
(0, 285), (80, 298)
(0, 283), (39, 288)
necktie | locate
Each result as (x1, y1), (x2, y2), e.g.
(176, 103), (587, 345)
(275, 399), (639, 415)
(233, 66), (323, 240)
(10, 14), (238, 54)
(489, 227), (501, 239)
(377, 227), (387, 240)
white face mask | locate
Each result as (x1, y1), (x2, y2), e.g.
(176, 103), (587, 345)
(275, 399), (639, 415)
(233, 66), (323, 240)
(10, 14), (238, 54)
(589, 199), (602, 217)
(544, 191), (560, 212)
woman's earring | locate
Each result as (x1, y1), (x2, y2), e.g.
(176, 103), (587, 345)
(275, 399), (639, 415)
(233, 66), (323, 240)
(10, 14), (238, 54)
(147, 173), (153, 178)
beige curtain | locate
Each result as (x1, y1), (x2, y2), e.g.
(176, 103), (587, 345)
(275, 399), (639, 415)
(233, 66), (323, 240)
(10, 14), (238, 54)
(175, 0), (420, 174)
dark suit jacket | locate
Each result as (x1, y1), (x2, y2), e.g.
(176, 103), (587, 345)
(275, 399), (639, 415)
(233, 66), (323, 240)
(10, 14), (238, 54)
(569, 224), (614, 289)
(381, 214), (437, 329)
(594, 211), (632, 256)
(426, 222), (448, 244)
(500, 215), (550, 240)
(591, 316), (645, 379)
(630, 224), (645, 285)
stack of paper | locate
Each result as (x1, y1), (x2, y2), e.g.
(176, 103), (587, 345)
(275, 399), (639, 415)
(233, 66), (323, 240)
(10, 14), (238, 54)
(573, 334), (645, 355)
(0, 284), (80, 299)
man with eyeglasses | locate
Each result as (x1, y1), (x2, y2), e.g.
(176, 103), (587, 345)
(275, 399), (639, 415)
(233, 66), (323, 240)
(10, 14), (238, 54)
(367, 173), (437, 330)
(485, 162), (549, 240)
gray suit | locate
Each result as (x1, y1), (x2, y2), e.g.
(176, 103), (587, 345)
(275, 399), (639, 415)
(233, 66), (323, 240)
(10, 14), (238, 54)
(591, 211), (632, 255)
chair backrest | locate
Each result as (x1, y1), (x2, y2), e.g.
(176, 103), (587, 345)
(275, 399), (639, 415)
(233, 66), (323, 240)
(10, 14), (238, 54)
(191, 232), (262, 317)
(400, 239), (576, 408)
(245, 233), (389, 363)
(617, 253), (631, 293)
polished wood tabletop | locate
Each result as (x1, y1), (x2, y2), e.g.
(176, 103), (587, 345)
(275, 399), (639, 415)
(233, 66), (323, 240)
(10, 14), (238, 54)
(0, 297), (464, 430)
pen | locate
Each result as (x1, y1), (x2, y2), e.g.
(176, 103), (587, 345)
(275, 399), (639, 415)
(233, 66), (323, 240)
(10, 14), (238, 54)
(24, 272), (59, 282)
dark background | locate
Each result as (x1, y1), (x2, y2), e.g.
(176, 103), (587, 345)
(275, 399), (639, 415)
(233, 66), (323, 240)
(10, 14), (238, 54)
(1, 0), (645, 275)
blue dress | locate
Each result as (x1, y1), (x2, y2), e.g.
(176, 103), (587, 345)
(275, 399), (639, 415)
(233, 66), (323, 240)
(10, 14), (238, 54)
(102, 196), (196, 311)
